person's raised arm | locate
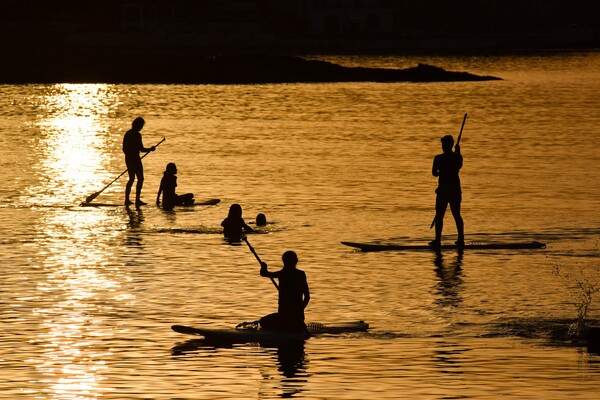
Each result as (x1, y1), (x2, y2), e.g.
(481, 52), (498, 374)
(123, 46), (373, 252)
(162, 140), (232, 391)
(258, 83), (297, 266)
(260, 262), (278, 278)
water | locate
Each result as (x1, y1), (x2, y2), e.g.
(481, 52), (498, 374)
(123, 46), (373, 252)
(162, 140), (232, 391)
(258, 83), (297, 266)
(1, 51), (599, 399)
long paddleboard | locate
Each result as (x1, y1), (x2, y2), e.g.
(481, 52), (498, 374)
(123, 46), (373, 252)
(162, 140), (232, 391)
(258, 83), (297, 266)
(172, 320), (368, 344)
(80, 198), (220, 207)
(341, 241), (546, 252)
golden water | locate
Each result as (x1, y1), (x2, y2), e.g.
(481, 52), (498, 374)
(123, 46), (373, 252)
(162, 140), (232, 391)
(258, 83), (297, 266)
(0, 52), (599, 399)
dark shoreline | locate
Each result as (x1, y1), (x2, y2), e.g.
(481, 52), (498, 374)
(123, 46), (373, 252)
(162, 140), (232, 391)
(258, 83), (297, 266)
(1, 54), (501, 84)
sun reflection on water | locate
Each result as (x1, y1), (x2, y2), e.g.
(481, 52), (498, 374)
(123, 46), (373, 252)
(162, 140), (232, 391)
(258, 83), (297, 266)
(23, 84), (133, 398)
(25, 84), (120, 206)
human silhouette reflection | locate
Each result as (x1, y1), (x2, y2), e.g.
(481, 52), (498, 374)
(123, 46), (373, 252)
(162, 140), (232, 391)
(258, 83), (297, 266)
(171, 338), (307, 396)
(124, 205), (144, 247)
(433, 248), (464, 308)
(221, 203), (254, 243)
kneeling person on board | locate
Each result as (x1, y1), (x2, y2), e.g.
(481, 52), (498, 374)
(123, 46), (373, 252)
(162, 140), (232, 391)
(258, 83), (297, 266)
(259, 251), (310, 333)
(156, 162), (194, 209)
(430, 134), (464, 247)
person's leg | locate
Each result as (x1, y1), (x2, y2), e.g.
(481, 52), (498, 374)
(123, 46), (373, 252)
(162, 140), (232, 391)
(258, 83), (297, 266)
(431, 195), (448, 245)
(125, 169), (135, 205)
(259, 313), (281, 330)
(135, 167), (145, 205)
(177, 193), (194, 205)
(449, 195), (464, 245)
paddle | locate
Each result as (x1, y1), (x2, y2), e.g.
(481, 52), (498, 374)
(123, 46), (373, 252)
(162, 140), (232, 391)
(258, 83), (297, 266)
(242, 237), (279, 290)
(430, 113), (467, 229)
(81, 138), (165, 205)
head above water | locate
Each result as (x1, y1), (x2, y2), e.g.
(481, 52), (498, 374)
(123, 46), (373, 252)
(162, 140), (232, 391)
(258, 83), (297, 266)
(282, 250), (298, 267)
(441, 135), (454, 152)
(166, 162), (177, 174)
(228, 203), (243, 218)
(132, 117), (145, 131)
(256, 213), (267, 226)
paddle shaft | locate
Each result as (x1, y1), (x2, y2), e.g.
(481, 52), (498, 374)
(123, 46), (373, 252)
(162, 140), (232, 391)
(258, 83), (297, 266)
(430, 114), (467, 229)
(456, 113), (467, 148)
(83, 138), (165, 204)
(243, 237), (279, 290)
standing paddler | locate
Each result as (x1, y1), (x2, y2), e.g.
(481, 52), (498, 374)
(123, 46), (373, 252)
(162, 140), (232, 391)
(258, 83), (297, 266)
(122, 117), (155, 206)
(430, 133), (465, 247)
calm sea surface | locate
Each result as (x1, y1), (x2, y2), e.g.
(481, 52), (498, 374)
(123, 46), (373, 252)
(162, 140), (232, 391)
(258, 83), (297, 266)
(1, 52), (599, 399)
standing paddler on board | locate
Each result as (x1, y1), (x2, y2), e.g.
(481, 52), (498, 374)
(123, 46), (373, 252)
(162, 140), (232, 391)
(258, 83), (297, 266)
(429, 114), (466, 247)
(123, 117), (155, 206)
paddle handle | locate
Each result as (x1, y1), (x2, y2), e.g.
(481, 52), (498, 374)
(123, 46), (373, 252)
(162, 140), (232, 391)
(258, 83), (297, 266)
(456, 113), (467, 148)
(243, 237), (279, 290)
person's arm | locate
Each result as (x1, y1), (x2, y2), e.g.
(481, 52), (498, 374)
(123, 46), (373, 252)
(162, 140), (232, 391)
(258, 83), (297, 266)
(138, 133), (155, 153)
(432, 155), (440, 177)
(156, 179), (163, 205)
(260, 262), (279, 278)
(242, 220), (255, 233)
(302, 272), (310, 309)
(455, 149), (463, 170)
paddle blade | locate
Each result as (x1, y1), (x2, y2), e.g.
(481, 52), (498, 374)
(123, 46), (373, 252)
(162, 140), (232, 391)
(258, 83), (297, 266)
(171, 325), (203, 336)
(84, 191), (100, 204)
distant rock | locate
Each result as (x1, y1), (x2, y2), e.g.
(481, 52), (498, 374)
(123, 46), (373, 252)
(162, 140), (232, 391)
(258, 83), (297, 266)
(1, 54), (501, 84)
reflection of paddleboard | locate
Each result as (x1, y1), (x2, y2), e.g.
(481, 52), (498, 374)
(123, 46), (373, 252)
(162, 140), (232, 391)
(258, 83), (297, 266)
(80, 203), (122, 207)
(171, 320), (369, 344)
(341, 241), (546, 252)
(80, 198), (221, 208)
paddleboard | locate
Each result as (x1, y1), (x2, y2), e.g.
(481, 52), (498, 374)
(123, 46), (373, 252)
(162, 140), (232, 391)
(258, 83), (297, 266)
(341, 241), (546, 252)
(172, 320), (368, 343)
(80, 198), (220, 207)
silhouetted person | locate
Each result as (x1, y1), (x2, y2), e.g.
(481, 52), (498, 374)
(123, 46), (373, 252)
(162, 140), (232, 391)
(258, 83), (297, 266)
(156, 162), (194, 210)
(123, 117), (155, 206)
(256, 213), (267, 226)
(221, 203), (254, 242)
(430, 134), (464, 247)
(259, 251), (310, 333)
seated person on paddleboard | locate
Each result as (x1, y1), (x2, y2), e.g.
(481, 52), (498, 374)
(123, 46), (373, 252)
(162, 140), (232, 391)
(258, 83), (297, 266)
(221, 203), (254, 242)
(156, 162), (194, 209)
(259, 250), (310, 333)
(430, 134), (464, 247)
(123, 117), (155, 206)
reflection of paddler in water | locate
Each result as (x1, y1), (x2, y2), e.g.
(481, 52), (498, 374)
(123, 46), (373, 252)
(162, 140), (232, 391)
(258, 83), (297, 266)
(430, 134), (465, 247)
(123, 117), (155, 206)
(259, 251), (310, 333)
(156, 162), (194, 210)
(433, 248), (464, 308)
(221, 203), (254, 242)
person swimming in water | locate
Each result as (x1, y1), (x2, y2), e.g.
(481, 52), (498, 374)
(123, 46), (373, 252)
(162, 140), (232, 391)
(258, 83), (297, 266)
(221, 203), (254, 242)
